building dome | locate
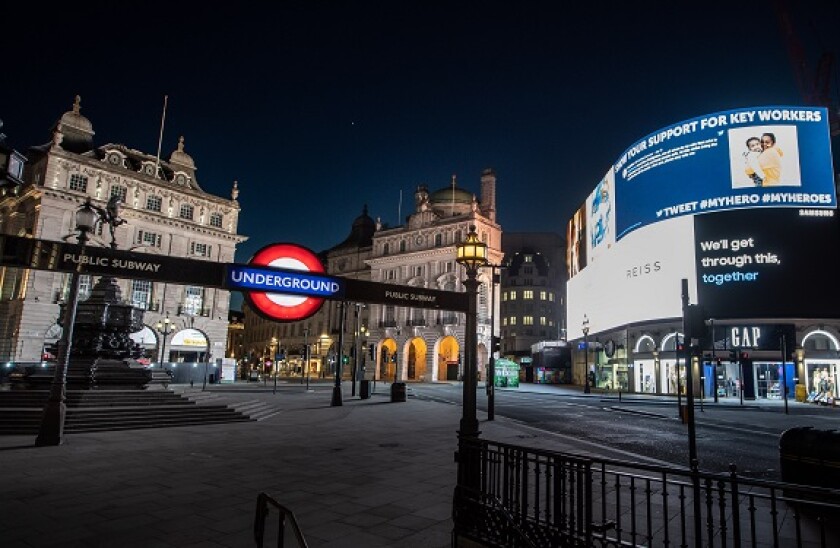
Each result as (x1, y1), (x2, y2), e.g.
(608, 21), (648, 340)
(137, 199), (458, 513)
(331, 205), (376, 250)
(428, 175), (473, 205)
(58, 95), (94, 133)
(169, 136), (196, 170)
(52, 95), (95, 153)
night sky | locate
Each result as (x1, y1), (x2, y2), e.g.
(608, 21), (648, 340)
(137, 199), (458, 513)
(2, 2), (838, 311)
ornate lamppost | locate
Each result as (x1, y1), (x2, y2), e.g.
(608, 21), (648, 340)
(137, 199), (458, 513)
(303, 326), (311, 390)
(270, 336), (278, 394)
(582, 314), (591, 394)
(35, 199), (101, 446)
(155, 314), (175, 370)
(331, 302), (347, 407)
(454, 225), (488, 490)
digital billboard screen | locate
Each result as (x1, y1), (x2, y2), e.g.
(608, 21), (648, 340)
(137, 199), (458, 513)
(613, 106), (835, 240)
(566, 106), (837, 339)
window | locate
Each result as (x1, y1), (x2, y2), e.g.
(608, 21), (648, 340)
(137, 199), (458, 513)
(524, 255), (533, 263)
(524, 279), (533, 285)
(540, 317), (547, 326)
(399, 240), (406, 253)
(502, 317), (508, 326)
(502, 291), (508, 302)
(146, 195), (162, 212)
(549, 292), (555, 302)
(110, 185), (127, 203)
(434, 234), (442, 247)
(387, 270), (396, 280)
(130, 279), (152, 309)
(446, 262), (453, 272)
(523, 316), (534, 325)
(383, 243), (390, 255)
(523, 290), (534, 300)
(136, 230), (162, 248)
(509, 290), (517, 301)
(69, 173), (88, 192)
(209, 213), (223, 228)
(179, 204), (194, 220)
(524, 266), (533, 274)
(190, 242), (211, 257)
(78, 275), (92, 300)
(414, 266), (423, 276)
(183, 286), (204, 316)
(509, 316), (517, 326)
(540, 291), (547, 300)
(455, 230), (462, 242)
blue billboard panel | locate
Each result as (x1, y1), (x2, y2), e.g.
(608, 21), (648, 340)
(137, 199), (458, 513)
(613, 106), (836, 240)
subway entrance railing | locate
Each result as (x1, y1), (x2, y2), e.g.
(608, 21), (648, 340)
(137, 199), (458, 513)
(452, 437), (840, 548)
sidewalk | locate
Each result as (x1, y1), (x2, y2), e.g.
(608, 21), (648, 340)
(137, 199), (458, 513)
(0, 381), (643, 548)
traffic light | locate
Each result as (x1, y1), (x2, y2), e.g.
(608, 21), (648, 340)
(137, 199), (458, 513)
(492, 336), (502, 353)
(716, 357), (722, 366)
(342, 355), (349, 365)
(740, 351), (750, 360)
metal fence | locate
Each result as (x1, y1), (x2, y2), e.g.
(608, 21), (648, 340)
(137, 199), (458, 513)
(453, 437), (840, 548)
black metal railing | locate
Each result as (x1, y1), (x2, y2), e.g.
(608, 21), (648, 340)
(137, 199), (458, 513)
(254, 492), (308, 548)
(454, 437), (840, 548)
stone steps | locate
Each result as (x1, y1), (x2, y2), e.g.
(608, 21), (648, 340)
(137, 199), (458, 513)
(0, 389), (254, 435)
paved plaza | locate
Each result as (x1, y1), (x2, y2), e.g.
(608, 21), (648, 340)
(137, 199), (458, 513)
(2, 380), (837, 547)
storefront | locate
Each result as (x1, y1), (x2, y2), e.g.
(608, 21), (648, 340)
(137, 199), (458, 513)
(752, 361), (795, 400)
(804, 361), (838, 403)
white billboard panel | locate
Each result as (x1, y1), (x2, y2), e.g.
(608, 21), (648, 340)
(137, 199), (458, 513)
(567, 215), (697, 340)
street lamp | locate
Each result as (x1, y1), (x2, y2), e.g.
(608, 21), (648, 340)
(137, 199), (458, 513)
(485, 264), (503, 421)
(331, 301), (347, 407)
(270, 336), (278, 394)
(155, 314), (175, 371)
(351, 303), (364, 397)
(454, 224), (488, 492)
(303, 326), (311, 391)
(36, 199), (99, 446)
(582, 315), (591, 394)
(652, 347), (660, 394)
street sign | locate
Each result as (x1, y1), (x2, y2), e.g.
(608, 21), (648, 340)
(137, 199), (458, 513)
(0, 234), (469, 315)
(241, 243), (331, 322)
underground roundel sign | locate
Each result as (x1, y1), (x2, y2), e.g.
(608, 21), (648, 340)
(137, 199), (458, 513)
(239, 243), (333, 322)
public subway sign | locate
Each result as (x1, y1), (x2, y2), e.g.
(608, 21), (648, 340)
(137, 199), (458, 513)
(0, 234), (470, 318)
(0, 234), (224, 287)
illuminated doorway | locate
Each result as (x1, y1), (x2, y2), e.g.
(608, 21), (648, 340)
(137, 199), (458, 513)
(406, 337), (427, 381)
(380, 338), (398, 381)
(437, 336), (460, 381)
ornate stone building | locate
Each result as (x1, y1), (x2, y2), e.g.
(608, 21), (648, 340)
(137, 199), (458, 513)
(240, 170), (503, 384)
(0, 96), (247, 364)
(367, 170), (503, 383)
